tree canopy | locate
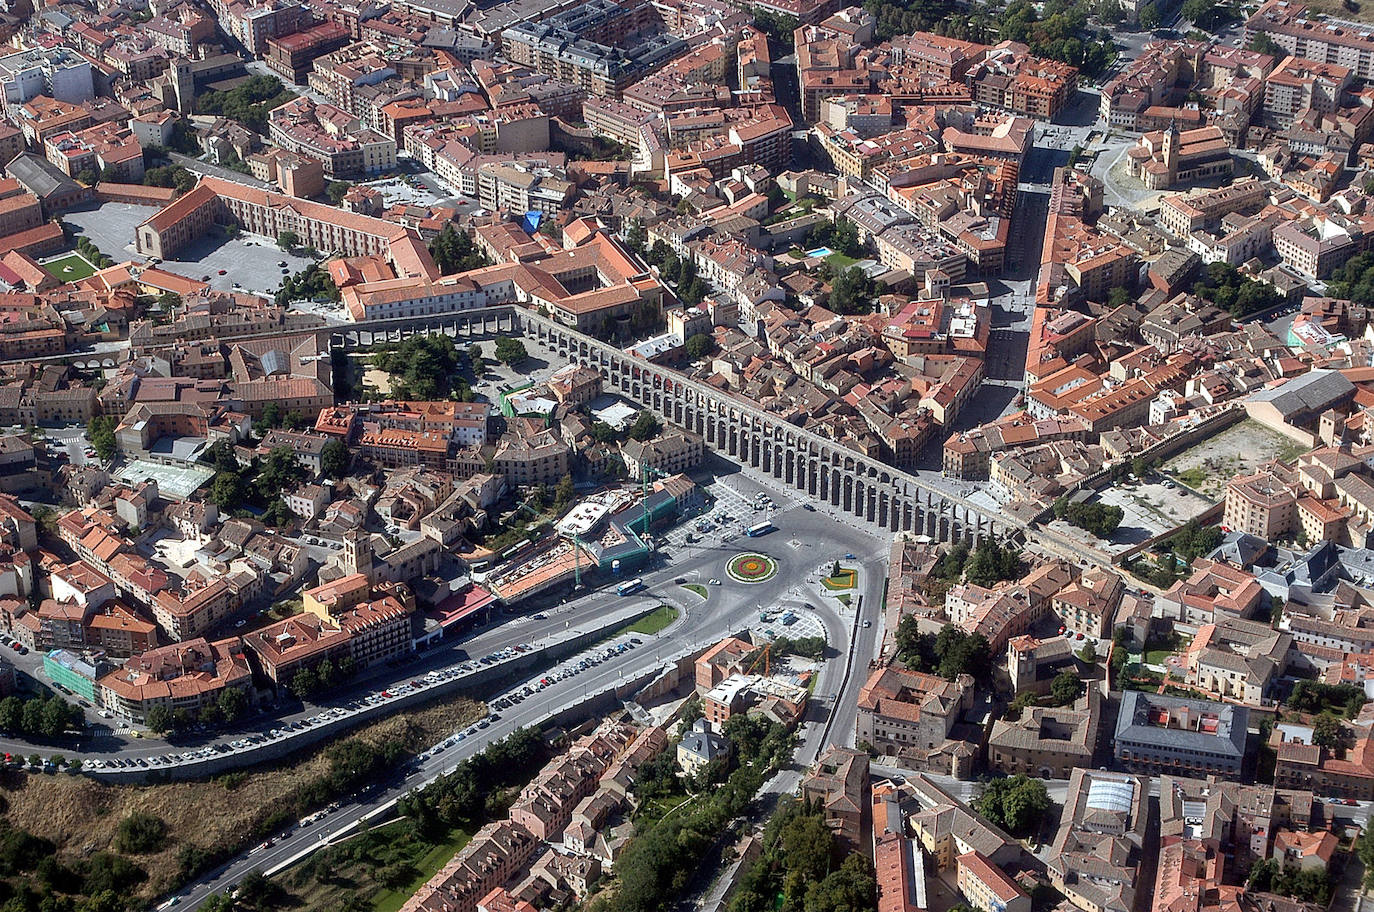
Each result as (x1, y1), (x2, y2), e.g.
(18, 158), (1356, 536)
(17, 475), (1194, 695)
(429, 224), (491, 275)
(198, 75), (296, 133)
(372, 335), (466, 400)
(829, 267), (877, 315)
(975, 774), (1050, 836)
(494, 337), (528, 367)
(1192, 261), (1283, 318)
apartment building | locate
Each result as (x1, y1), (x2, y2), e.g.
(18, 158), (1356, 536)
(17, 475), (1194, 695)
(0, 47), (94, 106)
(401, 819), (539, 912)
(501, 0), (684, 98)
(965, 41), (1077, 121)
(1225, 461), (1301, 539)
(1271, 720), (1374, 799)
(1273, 215), (1359, 278)
(801, 747), (869, 854)
(1158, 179), (1269, 237)
(1246, 0), (1374, 81)
(1263, 56), (1351, 127)
(1051, 567), (1125, 639)
(152, 578), (235, 642)
(98, 637), (253, 723)
(44, 123), (145, 183)
(957, 851), (1031, 912)
(492, 429), (570, 487)
(1157, 559), (1266, 626)
(1186, 617), (1291, 705)
(265, 22), (351, 83)
(268, 96), (397, 178)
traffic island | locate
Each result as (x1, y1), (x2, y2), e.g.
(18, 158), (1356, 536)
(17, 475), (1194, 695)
(821, 568), (857, 591)
(726, 553), (779, 583)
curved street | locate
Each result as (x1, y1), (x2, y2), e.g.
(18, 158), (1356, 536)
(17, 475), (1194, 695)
(156, 478), (888, 909)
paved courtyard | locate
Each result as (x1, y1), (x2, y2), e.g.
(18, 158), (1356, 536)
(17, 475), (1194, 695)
(1088, 478), (1215, 551)
(61, 203), (317, 295)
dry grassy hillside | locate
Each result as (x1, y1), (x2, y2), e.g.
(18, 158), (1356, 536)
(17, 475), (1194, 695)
(0, 696), (484, 899)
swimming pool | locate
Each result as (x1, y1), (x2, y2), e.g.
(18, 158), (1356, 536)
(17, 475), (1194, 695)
(806, 246), (834, 258)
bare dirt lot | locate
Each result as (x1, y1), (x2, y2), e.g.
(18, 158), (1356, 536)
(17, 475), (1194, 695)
(0, 697), (484, 900)
(1162, 419), (1310, 501)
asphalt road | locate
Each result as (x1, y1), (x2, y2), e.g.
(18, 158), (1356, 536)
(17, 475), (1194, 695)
(163, 479), (891, 910)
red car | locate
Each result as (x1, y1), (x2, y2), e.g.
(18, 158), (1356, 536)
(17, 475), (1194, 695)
(8, 642), (18, 651)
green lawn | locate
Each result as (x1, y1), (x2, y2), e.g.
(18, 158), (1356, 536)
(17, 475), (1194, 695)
(821, 569), (857, 591)
(835, 594), (852, 607)
(1171, 467), (1208, 489)
(1143, 649), (1175, 666)
(372, 825), (472, 912)
(628, 605), (679, 635)
(636, 791), (693, 827)
(683, 583), (709, 599)
(42, 253), (97, 281)
(825, 252), (860, 268)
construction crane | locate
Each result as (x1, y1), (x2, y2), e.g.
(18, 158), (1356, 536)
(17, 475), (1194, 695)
(637, 461), (671, 548)
(746, 642), (771, 677)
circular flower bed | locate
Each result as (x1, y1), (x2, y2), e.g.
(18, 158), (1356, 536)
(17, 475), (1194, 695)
(726, 552), (779, 583)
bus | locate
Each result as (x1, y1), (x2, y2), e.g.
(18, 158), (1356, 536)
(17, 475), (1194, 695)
(616, 578), (645, 596)
(745, 521), (774, 537)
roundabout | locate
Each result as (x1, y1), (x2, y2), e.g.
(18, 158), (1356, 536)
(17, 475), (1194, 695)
(726, 552), (779, 583)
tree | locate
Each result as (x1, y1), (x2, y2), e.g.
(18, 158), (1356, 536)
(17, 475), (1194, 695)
(1051, 672), (1082, 705)
(208, 471), (245, 510)
(627, 410), (661, 442)
(277, 230), (299, 251)
(275, 263), (340, 307)
(258, 446), (308, 499)
(40, 695), (74, 737)
(145, 704), (172, 733)
(965, 540), (1021, 586)
(115, 812), (168, 854)
(88, 415), (117, 462)
(1054, 497), (1125, 538)
(494, 337), (528, 366)
(1249, 32), (1282, 55)
(685, 332), (716, 360)
(218, 686), (248, 722)
(321, 438), (349, 478)
(291, 665), (318, 698)
(429, 224), (490, 275)
(829, 266), (876, 315)
(21, 698), (43, 735)
(975, 774), (1050, 836)
(326, 180), (353, 205)
(1312, 713), (1343, 749)
(0, 695), (21, 732)
(1078, 641), (1098, 663)
(1139, 3), (1161, 28)
(554, 474), (575, 510)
